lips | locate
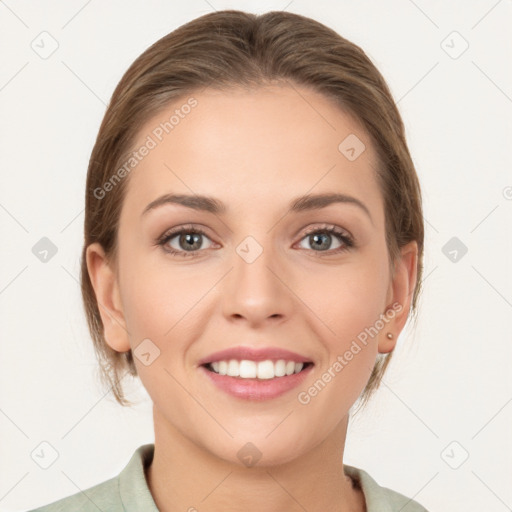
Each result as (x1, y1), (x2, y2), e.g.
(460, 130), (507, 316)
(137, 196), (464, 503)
(198, 346), (313, 366)
(197, 346), (314, 400)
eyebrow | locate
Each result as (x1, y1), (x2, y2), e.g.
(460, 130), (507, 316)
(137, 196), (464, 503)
(141, 192), (372, 222)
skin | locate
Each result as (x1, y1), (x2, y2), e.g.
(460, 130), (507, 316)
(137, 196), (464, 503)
(87, 83), (418, 512)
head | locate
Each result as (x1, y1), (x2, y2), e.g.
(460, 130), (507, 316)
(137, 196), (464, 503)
(83, 10), (423, 464)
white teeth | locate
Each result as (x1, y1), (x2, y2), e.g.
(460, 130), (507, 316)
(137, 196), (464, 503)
(218, 361), (228, 375)
(239, 360), (257, 378)
(274, 359), (286, 377)
(227, 360), (239, 377)
(257, 360), (275, 379)
(208, 359), (307, 379)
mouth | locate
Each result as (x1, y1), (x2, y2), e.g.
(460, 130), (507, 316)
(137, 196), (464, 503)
(198, 346), (315, 400)
(198, 346), (314, 400)
(203, 359), (314, 380)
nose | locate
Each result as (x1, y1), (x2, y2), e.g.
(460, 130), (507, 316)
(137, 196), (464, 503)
(221, 237), (294, 328)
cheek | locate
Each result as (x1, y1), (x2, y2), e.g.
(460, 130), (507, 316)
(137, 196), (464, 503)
(118, 252), (219, 379)
(295, 256), (388, 404)
(300, 257), (389, 341)
(119, 270), (194, 399)
(121, 274), (168, 339)
(296, 271), (382, 419)
(118, 246), (197, 337)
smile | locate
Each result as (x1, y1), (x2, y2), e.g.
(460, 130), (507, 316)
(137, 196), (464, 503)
(205, 359), (311, 379)
(199, 353), (314, 400)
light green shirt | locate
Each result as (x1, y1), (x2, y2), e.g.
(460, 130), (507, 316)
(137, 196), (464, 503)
(28, 444), (429, 511)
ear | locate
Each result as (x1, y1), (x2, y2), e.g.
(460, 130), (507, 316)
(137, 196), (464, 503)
(378, 240), (418, 354)
(85, 242), (131, 353)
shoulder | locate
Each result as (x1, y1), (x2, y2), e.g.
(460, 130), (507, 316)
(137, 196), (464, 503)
(26, 475), (121, 512)
(27, 444), (158, 512)
(344, 464), (430, 512)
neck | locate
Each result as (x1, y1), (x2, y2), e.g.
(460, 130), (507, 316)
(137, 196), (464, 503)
(145, 407), (366, 512)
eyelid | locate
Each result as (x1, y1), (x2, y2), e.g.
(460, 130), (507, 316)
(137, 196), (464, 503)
(300, 223), (352, 238)
(157, 223), (213, 241)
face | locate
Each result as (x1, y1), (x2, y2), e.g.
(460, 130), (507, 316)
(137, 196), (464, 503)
(88, 83), (417, 466)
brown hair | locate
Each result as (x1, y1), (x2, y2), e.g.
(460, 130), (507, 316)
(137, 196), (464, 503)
(80, 10), (424, 408)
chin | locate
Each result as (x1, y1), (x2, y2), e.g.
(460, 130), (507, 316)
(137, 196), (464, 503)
(201, 427), (314, 469)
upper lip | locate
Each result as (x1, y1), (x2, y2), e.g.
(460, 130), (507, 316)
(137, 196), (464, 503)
(198, 346), (313, 366)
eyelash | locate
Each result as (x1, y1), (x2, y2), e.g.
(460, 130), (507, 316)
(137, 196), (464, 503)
(155, 223), (355, 258)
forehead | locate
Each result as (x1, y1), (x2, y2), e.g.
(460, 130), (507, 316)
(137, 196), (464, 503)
(122, 84), (383, 219)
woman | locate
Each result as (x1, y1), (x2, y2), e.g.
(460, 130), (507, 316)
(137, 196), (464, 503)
(30, 9), (428, 511)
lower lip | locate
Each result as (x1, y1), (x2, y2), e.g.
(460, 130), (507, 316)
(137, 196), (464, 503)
(199, 365), (313, 401)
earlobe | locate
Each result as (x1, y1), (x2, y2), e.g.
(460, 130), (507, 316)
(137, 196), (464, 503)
(86, 242), (131, 353)
(378, 331), (396, 354)
(378, 241), (418, 354)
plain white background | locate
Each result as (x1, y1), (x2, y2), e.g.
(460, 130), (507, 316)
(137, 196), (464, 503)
(1, 1), (511, 511)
